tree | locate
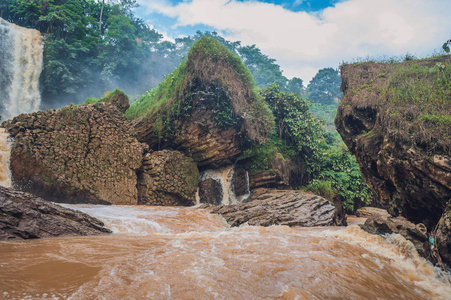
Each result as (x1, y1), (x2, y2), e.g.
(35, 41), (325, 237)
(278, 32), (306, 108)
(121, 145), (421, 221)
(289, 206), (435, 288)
(307, 67), (342, 105)
(238, 45), (288, 87)
(443, 39), (451, 53)
(286, 77), (304, 95)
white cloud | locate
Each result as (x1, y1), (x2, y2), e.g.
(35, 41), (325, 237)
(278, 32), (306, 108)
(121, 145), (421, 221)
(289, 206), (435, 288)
(137, 0), (451, 83)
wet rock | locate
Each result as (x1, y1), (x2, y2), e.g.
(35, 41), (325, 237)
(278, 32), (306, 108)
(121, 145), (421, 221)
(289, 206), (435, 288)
(355, 207), (391, 218)
(361, 214), (429, 257)
(2, 102), (146, 205)
(203, 188), (346, 227)
(232, 166), (249, 198)
(332, 191), (347, 226)
(0, 186), (111, 240)
(435, 201), (451, 267)
(138, 150), (199, 206)
(198, 178), (223, 206)
(336, 58), (451, 228)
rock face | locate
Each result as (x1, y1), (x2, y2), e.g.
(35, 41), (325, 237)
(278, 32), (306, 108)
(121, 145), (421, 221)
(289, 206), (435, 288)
(130, 37), (274, 168)
(336, 57), (451, 228)
(198, 178), (223, 206)
(361, 213), (429, 258)
(203, 188), (346, 227)
(0, 186), (111, 240)
(2, 102), (146, 205)
(134, 91), (249, 168)
(435, 202), (451, 267)
(355, 207), (391, 218)
(247, 154), (304, 189)
(138, 150), (199, 206)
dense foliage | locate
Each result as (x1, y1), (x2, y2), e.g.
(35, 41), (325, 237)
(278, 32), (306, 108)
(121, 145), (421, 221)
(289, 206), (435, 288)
(304, 143), (374, 212)
(307, 67), (342, 104)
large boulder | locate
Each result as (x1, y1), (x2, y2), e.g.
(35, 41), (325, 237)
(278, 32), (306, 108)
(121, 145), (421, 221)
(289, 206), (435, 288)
(137, 150), (199, 206)
(361, 213), (429, 258)
(128, 37), (274, 168)
(2, 102), (146, 205)
(335, 57), (451, 228)
(0, 186), (111, 240)
(203, 188), (346, 227)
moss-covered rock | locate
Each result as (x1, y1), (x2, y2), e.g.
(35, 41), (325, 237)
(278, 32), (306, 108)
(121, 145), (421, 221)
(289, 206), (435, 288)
(128, 37), (274, 167)
(137, 150), (199, 206)
(2, 101), (146, 205)
(336, 56), (451, 228)
(84, 88), (130, 113)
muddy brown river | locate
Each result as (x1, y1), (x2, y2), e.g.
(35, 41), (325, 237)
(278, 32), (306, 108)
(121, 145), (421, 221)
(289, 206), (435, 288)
(0, 205), (450, 299)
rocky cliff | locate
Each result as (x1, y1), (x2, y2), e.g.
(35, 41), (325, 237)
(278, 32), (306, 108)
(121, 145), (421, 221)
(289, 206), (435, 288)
(0, 186), (111, 240)
(2, 100), (146, 205)
(336, 57), (451, 229)
(336, 57), (451, 266)
(128, 37), (274, 168)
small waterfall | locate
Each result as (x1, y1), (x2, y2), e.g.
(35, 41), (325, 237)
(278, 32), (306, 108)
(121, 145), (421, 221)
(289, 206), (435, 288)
(0, 128), (12, 188)
(237, 170), (251, 202)
(199, 165), (237, 205)
(0, 18), (43, 121)
(198, 165), (251, 205)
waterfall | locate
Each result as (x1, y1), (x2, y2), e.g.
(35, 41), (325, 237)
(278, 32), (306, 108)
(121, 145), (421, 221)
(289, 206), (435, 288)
(198, 165), (251, 205)
(0, 128), (12, 188)
(0, 18), (43, 121)
(199, 165), (237, 205)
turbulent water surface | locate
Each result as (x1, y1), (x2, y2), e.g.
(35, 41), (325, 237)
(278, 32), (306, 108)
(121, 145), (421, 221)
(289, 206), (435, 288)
(0, 205), (450, 299)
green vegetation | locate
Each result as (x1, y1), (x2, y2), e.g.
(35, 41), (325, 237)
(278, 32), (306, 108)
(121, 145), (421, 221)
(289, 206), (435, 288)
(127, 37), (274, 142)
(381, 57), (450, 153)
(304, 143), (374, 212)
(307, 67), (342, 105)
(83, 88), (128, 105)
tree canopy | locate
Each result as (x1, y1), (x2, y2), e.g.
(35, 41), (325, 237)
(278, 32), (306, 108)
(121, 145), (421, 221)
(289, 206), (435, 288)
(307, 67), (342, 104)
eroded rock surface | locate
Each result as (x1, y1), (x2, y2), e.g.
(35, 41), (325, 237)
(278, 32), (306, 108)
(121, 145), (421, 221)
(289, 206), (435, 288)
(361, 212), (429, 257)
(2, 102), (146, 204)
(134, 87), (250, 168)
(356, 207), (391, 218)
(336, 58), (451, 228)
(138, 150), (199, 206)
(0, 186), (111, 240)
(203, 188), (346, 227)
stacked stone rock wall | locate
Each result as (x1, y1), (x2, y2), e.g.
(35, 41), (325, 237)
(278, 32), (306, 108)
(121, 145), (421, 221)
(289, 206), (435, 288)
(2, 102), (146, 204)
(138, 150), (199, 206)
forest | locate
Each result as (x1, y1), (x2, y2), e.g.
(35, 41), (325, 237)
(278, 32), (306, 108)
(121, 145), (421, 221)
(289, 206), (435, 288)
(1, 0), (373, 211)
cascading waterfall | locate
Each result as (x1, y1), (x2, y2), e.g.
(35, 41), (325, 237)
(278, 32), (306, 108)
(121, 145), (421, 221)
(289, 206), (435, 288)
(0, 128), (12, 188)
(0, 18), (43, 121)
(197, 166), (252, 205)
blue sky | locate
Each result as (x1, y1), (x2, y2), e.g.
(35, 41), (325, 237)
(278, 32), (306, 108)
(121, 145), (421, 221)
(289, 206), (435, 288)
(134, 0), (451, 83)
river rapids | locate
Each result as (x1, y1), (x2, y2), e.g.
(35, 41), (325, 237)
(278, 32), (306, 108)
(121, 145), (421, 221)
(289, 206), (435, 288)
(0, 205), (450, 299)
